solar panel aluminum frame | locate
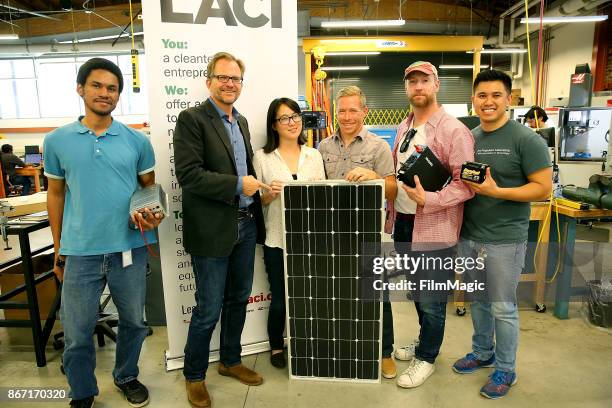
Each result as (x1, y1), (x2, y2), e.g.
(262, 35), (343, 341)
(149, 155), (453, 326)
(281, 180), (384, 383)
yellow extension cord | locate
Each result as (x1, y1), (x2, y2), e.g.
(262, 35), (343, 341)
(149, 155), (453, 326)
(524, 0), (564, 283)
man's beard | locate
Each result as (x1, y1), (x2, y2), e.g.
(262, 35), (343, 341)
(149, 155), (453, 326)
(86, 102), (114, 117)
(410, 94), (433, 108)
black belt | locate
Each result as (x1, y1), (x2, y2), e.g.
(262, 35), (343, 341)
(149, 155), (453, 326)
(237, 207), (253, 221)
(396, 212), (415, 221)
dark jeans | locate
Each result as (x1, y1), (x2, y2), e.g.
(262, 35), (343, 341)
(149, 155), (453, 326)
(262, 245), (286, 351)
(382, 300), (394, 358)
(8, 175), (31, 195)
(393, 216), (448, 364)
(183, 217), (257, 381)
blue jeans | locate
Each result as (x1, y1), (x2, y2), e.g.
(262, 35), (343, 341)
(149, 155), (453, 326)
(459, 238), (526, 373)
(183, 217), (257, 381)
(393, 216), (449, 364)
(60, 246), (149, 400)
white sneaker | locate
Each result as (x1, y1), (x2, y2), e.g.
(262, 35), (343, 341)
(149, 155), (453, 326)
(394, 339), (419, 361)
(397, 358), (435, 388)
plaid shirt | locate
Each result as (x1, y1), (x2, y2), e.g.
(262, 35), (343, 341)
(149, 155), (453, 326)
(384, 107), (475, 246)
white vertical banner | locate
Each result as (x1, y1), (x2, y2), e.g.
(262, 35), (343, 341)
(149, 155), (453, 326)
(141, 0), (297, 370)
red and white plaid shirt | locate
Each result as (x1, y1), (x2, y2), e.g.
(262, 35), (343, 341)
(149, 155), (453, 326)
(384, 107), (475, 246)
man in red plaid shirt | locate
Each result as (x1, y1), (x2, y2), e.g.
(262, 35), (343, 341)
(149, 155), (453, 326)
(384, 61), (474, 389)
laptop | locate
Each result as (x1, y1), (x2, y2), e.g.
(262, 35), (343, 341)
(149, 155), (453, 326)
(25, 153), (42, 166)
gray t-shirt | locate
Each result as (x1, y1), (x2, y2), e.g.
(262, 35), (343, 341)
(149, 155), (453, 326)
(318, 127), (394, 180)
(461, 119), (551, 243)
(1, 153), (26, 180)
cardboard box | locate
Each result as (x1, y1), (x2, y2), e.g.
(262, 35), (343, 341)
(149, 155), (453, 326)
(0, 254), (57, 320)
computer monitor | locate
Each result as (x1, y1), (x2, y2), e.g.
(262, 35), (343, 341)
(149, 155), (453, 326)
(25, 145), (40, 154)
(25, 153), (42, 165)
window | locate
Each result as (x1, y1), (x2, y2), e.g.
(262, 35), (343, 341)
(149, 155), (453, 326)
(0, 53), (148, 119)
(0, 59), (39, 119)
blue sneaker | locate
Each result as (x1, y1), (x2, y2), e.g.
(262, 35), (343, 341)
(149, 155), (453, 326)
(480, 370), (517, 399)
(452, 353), (495, 374)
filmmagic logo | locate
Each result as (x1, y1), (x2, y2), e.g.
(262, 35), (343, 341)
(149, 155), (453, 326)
(372, 279), (485, 293)
(161, 0), (283, 28)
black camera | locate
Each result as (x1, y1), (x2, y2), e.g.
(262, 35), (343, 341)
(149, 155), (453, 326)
(301, 111), (327, 130)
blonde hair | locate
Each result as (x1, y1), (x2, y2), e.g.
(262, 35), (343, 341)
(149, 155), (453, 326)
(206, 52), (245, 78)
(336, 85), (367, 108)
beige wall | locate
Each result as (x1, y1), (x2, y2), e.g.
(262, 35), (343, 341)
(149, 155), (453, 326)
(515, 22), (596, 107)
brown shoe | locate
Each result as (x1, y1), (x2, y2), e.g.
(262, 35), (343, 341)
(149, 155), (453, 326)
(185, 379), (211, 408)
(382, 357), (397, 379)
(218, 363), (263, 386)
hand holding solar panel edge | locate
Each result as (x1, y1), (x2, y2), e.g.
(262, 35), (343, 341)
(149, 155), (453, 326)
(282, 180), (384, 383)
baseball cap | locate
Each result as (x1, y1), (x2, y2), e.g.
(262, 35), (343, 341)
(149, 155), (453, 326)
(404, 61), (438, 80)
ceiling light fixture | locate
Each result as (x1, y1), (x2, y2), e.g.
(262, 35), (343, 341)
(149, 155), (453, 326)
(467, 48), (527, 54)
(439, 64), (489, 69)
(325, 51), (381, 56)
(320, 66), (370, 71)
(520, 15), (608, 24)
(0, 33), (19, 40)
(321, 19), (405, 28)
(58, 32), (144, 44)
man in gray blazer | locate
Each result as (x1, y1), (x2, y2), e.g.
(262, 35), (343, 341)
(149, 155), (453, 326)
(174, 51), (269, 408)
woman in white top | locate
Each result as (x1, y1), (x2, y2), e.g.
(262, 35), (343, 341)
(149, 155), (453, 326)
(253, 97), (325, 369)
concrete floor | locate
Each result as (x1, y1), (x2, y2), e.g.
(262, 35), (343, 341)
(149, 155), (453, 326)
(1, 302), (611, 408)
(1, 228), (611, 407)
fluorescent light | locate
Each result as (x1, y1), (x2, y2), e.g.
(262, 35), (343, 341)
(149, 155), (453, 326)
(439, 64), (489, 69)
(321, 66), (370, 71)
(320, 39), (378, 44)
(321, 19), (405, 28)
(0, 33), (19, 40)
(325, 51), (381, 56)
(467, 48), (527, 54)
(59, 32), (143, 44)
(520, 15), (608, 24)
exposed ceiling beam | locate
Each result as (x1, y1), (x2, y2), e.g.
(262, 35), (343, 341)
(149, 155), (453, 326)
(0, 2), (62, 21)
(0, 4), (138, 39)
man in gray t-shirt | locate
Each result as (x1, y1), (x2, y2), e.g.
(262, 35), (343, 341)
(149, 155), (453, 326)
(318, 85), (398, 379)
(1, 144), (32, 196)
(452, 70), (551, 400)
(461, 119), (551, 243)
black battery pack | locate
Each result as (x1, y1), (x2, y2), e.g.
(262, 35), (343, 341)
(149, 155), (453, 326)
(397, 146), (451, 192)
(460, 161), (489, 184)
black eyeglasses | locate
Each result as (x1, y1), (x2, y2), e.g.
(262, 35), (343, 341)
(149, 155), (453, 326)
(399, 128), (417, 153)
(210, 74), (243, 84)
(276, 113), (302, 125)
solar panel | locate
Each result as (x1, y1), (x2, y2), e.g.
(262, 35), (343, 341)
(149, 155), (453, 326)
(282, 180), (384, 383)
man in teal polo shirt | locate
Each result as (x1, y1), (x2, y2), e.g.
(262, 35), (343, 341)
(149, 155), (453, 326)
(44, 58), (163, 408)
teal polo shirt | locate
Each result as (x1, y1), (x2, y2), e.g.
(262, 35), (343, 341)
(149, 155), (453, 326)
(43, 117), (157, 256)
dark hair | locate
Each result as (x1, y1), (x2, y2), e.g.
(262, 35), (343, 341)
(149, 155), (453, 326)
(77, 57), (124, 93)
(263, 98), (306, 154)
(525, 106), (548, 122)
(473, 69), (512, 95)
(1, 144), (13, 153)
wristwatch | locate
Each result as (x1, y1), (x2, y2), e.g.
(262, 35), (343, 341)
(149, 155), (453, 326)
(56, 257), (66, 268)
